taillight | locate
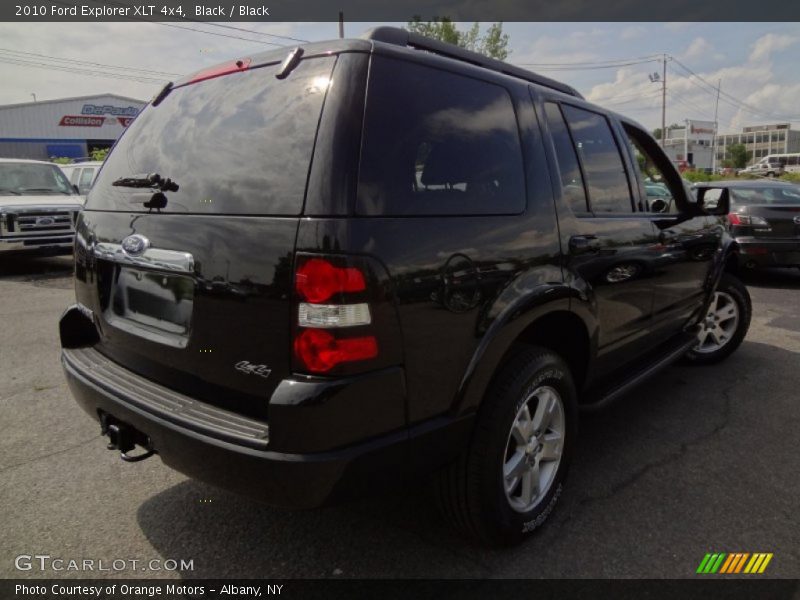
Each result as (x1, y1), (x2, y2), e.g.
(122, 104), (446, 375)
(294, 329), (378, 373)
(295, 258), (366, 303)
(728, 213), (770, 228)
(292, 256), (380, 374)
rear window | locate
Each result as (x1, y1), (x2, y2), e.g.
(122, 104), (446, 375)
(357, 56), (525, 216)
(730, 186), (800, 206)
(87, 56), (336, 215)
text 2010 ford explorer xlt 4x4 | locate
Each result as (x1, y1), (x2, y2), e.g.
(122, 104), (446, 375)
(60, 28), (751, 545)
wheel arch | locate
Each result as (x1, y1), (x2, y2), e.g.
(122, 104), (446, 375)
(453, 283), (597, 417)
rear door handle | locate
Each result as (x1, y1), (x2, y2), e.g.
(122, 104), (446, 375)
(569, 235), (601, 253)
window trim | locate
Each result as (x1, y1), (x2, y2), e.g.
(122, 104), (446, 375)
(622, 120), (690, 215)
(541, 99), (591, 216)
(559, 102), (637, 216)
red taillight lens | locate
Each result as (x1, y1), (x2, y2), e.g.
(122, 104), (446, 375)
(727, 213), (742, 225)
(295, 258), (366, 303)
(293, 329), (378, 373)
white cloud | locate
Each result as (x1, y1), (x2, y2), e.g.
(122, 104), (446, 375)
(681, 37), (719, 61)
(748, 33), (798, 63)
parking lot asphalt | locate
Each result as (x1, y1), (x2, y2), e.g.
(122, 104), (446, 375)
(1, 255), (798, 580)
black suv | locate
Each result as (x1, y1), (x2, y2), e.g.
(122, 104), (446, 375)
(60, 28), (751, 545)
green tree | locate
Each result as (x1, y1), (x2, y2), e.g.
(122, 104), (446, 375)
(90, 148), (109, 161)
(727, 143), (751, 169)
(407, 18), (510, 60)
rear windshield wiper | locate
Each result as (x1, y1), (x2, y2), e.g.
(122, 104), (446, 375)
(0, 187), (21, 195)
(112, 173), (179, 193)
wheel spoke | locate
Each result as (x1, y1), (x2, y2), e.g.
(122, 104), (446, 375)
(710, 293), (720, 313)
(717, 304), (736, 321)
(504, 450), (528, 481)
(531, 390), (554, 434)
(539, 433), (562, 461)
(511, 423), (527, 446)
(520, 464), (539, 506)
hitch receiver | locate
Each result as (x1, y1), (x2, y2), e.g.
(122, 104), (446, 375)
(100, 412), (156, 463)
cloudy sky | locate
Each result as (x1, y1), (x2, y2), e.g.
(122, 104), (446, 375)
(0, 21), (798, 134)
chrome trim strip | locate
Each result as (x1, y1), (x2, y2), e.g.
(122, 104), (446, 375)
(93, 242), (194, 274)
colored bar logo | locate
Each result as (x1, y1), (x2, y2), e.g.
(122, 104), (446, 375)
(697, 552), (773, 574)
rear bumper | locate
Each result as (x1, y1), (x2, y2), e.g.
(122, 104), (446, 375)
(62, 346), (411, 508)
(61, 344), (473, 508)
(736, 237), (800, 268)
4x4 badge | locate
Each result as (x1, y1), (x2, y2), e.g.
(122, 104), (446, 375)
(235, 361), (272, 379)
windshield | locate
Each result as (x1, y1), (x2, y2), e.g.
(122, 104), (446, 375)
(0, 162), (75, 196)
(730, 186), (800, 207)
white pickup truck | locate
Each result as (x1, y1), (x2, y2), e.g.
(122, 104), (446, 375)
(0, 158), (84, 255)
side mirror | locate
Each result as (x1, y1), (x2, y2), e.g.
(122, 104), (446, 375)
(695, 187), (730, 216)
(72, 184), (80, 195)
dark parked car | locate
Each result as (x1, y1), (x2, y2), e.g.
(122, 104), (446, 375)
(60, 28), (750, 545)
(693, 180), (800, 270)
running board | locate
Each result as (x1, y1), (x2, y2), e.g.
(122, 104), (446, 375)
(581, 334), (697, 412)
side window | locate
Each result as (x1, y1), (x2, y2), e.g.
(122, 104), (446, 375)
(623, 122), (686, 214)
(561, 105), (633, 214)
(625, 134), (677, 213)
(543, 102), (588, 214)
(78, 168), (94, 194)
(357, 56), (526, 216)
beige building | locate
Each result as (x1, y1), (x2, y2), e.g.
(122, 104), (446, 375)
(717, 123), (800, 166)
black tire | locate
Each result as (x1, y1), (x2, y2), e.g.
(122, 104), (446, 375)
(435, 346), (578, 546)
(684, 273), (751, 365)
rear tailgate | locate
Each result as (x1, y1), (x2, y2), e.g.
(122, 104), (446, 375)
(73, 53), (337, 419)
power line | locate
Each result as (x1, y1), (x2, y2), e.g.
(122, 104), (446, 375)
(0, 47), (180, 77)
(669, 57), (800, 121)
(0, 55), (166, 84)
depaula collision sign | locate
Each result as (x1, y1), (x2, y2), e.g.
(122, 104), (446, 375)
(58, 103), (139, 127)
(58, 115), (105, 127)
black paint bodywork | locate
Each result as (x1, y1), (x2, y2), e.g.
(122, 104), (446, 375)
(60, 37), (736, 507)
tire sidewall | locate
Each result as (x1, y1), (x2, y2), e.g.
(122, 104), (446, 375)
(476, 352), (578, 544)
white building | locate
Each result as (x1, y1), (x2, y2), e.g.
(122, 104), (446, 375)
(0, 94), (146, 160)
(662, 119), (715, 171)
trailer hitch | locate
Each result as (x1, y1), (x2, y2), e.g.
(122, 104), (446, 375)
(100, 413), (156, 463)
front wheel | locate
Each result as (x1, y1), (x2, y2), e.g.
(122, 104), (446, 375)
(435, 347), (578, 545)
(685, 273), (751, 364)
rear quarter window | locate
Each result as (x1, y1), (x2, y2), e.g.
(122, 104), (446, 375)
(356, 56), (526, 216)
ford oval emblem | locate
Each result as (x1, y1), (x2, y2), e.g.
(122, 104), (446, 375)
(121, 234), (149, 256)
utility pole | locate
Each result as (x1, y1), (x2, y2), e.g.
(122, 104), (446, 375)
(338, 11), (344, 39)
(711, 79), (721, 173)
(661, 54), (667, 149)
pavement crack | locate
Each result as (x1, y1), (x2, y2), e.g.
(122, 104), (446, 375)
(0, 435), (101, 474)
(556, 379), (738, 527)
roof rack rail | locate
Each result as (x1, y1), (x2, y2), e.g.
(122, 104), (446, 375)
(361, 26), (583, 99)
